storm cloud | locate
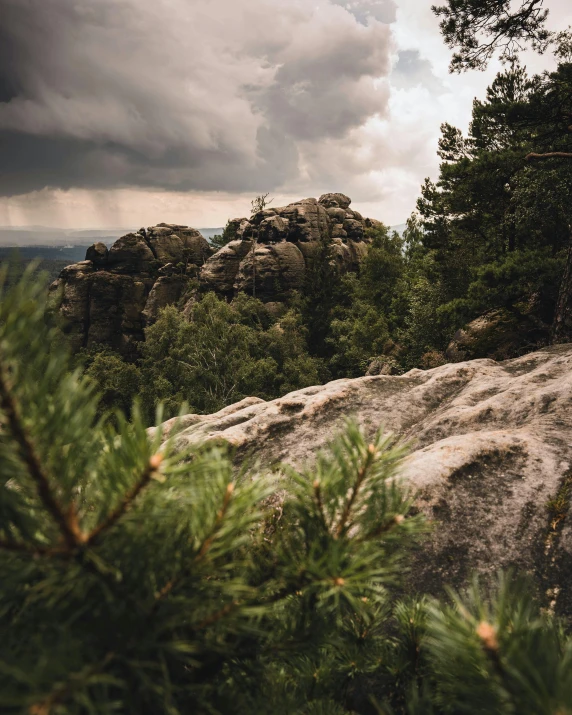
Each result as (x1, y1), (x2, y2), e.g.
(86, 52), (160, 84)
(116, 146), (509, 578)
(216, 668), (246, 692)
(0, 0), (393, 197)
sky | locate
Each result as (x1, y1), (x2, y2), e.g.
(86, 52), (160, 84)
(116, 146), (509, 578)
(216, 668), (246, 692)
(0, 0), (570, 229)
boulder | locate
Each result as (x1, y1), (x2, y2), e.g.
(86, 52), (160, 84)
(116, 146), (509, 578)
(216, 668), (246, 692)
(142, 275), (193, 325)
(48, 262), (94, 352)
(233, 242), (306, 299)
(196, 193), (379, 302)
(107, 233), (155, 275)
(85, 242), (108, 268)
(146, 224), (212, 265)
(200, 240), (253, 296)
(446, 308), (550, 362)
(154, 344), (572, 613)
(318, 192), (352, 210)
(276, 197), (331, 243)
(366, 357), (401, 376)
(256, 215), (290, 244)
(86, 273), (148, 355)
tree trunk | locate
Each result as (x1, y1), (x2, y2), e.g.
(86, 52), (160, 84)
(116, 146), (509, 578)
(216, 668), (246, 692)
(551, 230), (572, 344)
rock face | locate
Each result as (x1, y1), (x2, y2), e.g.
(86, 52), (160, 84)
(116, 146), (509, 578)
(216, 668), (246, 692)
(50, 194), (383, 355)
(48, 224), (212, 357)
(154, 345), (572, 613)
(199, 193), (382, 301)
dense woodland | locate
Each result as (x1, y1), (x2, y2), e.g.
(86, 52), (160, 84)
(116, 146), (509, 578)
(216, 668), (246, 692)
(1, 1), (572, 713)
(77, 49), (572, 425)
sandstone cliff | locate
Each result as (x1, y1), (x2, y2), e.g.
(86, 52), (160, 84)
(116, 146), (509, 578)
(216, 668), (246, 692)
(152, 344), (572, 613)
(48, 224), (212, 357)
(49, 193), (381, 356)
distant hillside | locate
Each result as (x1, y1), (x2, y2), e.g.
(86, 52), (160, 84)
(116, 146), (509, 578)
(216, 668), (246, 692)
(0, 223), (403, 247)
(198, 227), (225, 241)
(0, 226), (127, 247)
(0, 246), (88, 287)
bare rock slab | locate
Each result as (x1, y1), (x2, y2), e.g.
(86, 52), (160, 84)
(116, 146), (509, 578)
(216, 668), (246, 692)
(155, 345), (572, 609)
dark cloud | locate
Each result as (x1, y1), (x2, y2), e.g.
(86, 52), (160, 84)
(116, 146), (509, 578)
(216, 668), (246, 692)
(249, 17), (391, 142)
(0, 0), (393, 197)
(392, 49), (445, 93)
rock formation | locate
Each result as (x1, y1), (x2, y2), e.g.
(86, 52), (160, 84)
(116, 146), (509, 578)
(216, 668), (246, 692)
(446, 307), (550, 363)
(49, 194), (383, 356)
(152, 344), (572, 613)
(48, 224), (212, 358)
(200, 193), (381, 300)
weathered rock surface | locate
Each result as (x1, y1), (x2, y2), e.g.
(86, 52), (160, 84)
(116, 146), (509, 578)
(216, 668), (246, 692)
(154, 345), (572, 611)
(51, 194), (383, 355)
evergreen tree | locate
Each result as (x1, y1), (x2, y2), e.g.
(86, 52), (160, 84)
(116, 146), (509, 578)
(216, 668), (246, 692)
(433, 0), (552, 72)
(2, 271), (572, 713)
(434, 2), (572, 341)
(415, 60), (571, 353)
(0, 268), (423, 714)
(327, 225), (405, 377)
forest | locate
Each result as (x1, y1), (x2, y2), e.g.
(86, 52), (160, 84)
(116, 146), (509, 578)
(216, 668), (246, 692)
(78, 49), (572, 425)
(1, 1), (572, 713)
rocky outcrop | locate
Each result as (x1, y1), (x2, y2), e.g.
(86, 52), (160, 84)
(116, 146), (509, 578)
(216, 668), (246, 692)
(153, 345), (572, 613)
(199, 193), (382, 301)
(446, 308), (550, 363)
(50, 194), (383, 355)
(48, 224), (212, 357)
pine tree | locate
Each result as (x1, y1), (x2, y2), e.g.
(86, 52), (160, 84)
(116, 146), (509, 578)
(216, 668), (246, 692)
(2, 269), (572, 714)
(0, 268), (423, 713)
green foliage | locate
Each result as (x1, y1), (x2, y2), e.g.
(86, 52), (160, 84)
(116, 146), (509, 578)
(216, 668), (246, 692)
(0, 272), (430, 713)
(251, 193), (273, 216)
(82, 292), (327, 425)
(210, 221), (240, 251)
(299, 234), (345, 360)
(433, 0), (552, 72)
(313, 225), (406, 377)
(3, 271), (572, 715)
(411, 59), (572, 358)
(423, 574), (572, 714)
(79, 347), (141, 417)
(139, 293), (325, 420)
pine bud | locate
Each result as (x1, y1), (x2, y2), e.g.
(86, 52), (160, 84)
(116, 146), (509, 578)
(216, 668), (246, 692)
(394, 514), (405, 525)
(476, 621), (498, 651)
(333, 577), (345, 587)
(313, 479), (321, 490)
(149, 453), (163, 471)
(368, 444), (376, 455)
(29, 705), (48, 715)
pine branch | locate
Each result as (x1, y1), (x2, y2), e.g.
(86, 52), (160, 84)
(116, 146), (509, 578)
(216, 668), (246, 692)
(195, 601), (238, 631)
(360, 514), (406, 542)
(85, 454), (163, 546)
(0, 360), (78, 550)
(526, 151), (572, 160)
(28, 652), (115, 715)
(313, 479), (327, 526)
(335, 444), (376, 538)
(0, 538), (64, 557)
(151, 481), (235, 609)
(196, 482), (234, 561)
